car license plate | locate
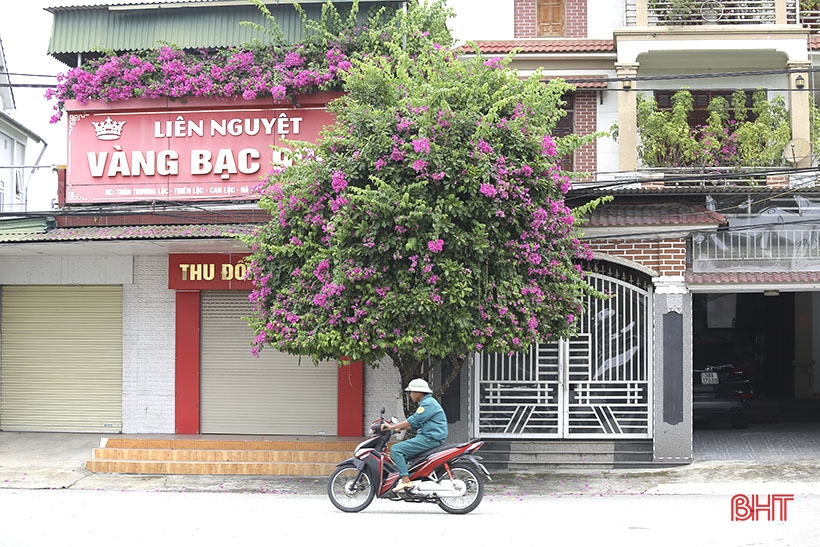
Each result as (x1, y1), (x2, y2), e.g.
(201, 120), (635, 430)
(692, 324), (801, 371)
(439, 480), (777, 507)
(701, 372), (719, 385)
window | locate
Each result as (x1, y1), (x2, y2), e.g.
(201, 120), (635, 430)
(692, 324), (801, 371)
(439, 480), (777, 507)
(537, 0), (565, 37)
(654, 89), (756, 127)
(554, 93), (574, 172)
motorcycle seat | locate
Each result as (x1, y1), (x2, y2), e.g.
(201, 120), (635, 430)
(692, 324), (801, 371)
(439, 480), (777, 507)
(407, 442), (458, 468)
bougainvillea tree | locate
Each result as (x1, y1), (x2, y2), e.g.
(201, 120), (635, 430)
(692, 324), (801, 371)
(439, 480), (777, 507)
(241, 3), (605, 407)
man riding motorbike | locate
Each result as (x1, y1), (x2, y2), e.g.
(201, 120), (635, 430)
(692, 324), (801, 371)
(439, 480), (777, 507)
(381, 378), (448, 493)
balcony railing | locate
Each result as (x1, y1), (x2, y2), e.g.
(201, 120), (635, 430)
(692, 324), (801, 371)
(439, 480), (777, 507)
(692, 227), (820, 272)
(625, 0), (820, 30)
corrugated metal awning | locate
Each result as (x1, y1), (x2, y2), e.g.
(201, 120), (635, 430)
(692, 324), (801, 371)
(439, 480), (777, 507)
(47, 1), (402, 66)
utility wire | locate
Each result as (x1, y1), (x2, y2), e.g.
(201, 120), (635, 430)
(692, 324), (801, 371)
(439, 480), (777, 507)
(579, 214), (820, 241)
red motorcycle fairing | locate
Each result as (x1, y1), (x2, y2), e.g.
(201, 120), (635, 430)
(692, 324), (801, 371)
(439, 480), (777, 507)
(409, 442), (483, 479)
(327, 411), (490, 514)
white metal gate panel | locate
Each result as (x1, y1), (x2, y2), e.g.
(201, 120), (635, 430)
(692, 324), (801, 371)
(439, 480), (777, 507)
(477, 344), (562, 436)
(477, 274), (652, 439)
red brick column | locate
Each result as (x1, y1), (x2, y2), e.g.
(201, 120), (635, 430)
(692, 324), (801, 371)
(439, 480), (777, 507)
(574, 90), (597, 178)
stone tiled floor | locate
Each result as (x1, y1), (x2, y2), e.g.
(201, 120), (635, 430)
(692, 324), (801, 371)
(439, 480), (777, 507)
(693, 422), (820, 461)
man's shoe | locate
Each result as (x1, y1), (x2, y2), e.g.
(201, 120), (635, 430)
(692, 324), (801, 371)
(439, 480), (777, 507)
(392, 480), (414, 493)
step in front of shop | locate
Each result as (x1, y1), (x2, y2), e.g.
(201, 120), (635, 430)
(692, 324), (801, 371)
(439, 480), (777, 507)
(85, 437), (365, 476)
(480, 439), (655, 471)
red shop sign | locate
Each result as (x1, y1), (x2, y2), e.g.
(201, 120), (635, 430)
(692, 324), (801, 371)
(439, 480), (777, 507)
(168, 253), (254, 290)
(65, 96), (337, 204)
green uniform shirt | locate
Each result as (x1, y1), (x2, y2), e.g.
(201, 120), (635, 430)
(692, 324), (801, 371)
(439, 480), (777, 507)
(406, 393), (448, 442)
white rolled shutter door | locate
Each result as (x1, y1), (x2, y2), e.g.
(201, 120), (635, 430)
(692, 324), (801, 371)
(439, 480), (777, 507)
(1, 286), (123, 432)
(200, 291), (338, 435)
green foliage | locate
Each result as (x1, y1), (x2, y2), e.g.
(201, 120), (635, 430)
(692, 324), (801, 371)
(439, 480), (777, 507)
(649, 0), (697, 24)
(241, 4), (600, 384)
(636, 88), (814, 170)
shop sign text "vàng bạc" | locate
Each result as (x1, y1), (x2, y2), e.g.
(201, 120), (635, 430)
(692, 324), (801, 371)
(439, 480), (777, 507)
(66, 99), (335, 204)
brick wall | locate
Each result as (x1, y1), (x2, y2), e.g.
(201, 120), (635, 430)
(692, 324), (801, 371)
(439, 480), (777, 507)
(122, 255), (176, 433)
(514, 0), (587, 38)
(514, 0), (536, 38)
(574, 90), (597, 177)
(585, 238), (687, 276)
(566, 0), (587, 38)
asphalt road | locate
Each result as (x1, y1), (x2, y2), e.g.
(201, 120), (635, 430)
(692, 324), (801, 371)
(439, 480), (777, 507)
(0, 488), (817, 547)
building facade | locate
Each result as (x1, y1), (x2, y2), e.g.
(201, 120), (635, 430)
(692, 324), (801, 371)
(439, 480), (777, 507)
(1, 0), (819, 467)
(0, 39), (46, 214)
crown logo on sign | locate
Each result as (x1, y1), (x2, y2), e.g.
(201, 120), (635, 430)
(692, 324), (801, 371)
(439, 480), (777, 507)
(91, 116), (126, 140)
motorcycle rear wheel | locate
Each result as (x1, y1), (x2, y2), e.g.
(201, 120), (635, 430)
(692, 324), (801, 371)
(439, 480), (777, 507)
(327, 465), (376, 513)
(436, 464), (484, 514)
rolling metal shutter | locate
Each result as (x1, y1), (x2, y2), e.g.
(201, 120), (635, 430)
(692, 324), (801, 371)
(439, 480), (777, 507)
(200, 291), (338, 435)
(0, 286), (123, 432)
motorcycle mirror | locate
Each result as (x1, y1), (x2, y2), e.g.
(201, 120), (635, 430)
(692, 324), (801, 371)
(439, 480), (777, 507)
(380, 405), (385, 415)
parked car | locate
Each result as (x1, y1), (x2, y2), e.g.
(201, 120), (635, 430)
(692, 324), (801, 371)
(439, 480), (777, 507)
(693, 362), (753, 429)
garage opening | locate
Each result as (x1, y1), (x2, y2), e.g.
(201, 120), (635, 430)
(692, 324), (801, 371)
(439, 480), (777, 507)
(692, 291), (820, 428)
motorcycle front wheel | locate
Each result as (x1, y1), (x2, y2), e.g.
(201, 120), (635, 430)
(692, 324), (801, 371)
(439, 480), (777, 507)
(436, 464), (484, 514)
(327, 464), (376, 513)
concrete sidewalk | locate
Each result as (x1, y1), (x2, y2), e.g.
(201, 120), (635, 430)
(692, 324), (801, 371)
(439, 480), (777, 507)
(3, 429), (820, 496)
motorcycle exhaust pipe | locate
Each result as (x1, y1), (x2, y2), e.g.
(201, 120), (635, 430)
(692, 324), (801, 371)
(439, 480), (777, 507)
(412, 479), (467, 498)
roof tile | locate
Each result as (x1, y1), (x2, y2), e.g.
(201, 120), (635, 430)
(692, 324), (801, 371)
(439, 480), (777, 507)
(586, 203), (725, 227)
(687, 271), (820, 284)
(462, 39), (616, 55)
(0, 223), (258, 243)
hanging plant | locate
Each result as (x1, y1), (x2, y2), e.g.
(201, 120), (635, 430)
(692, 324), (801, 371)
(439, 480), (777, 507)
(45, 0), (453, 123)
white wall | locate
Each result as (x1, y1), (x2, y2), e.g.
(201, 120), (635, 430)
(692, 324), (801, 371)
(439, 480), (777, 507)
(447, 0), (515, 43)
(0, 255), (133, 284)
(363, 358), (404, 434)
(597, 83), (621, 177)
(588, 0), (625, 38)
(122, 256), (176, 433)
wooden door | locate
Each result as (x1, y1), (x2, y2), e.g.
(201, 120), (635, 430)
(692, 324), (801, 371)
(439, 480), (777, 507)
(537, 0), (565, 37)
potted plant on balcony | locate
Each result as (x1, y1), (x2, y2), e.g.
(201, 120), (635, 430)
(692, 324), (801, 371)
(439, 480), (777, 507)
(650, 0), (699, 26)
(801, 0), (820, 29)
(635, 88), (806, 173)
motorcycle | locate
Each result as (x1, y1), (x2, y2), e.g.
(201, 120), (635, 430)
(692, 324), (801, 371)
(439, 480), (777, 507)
(327, 406), (491, 514)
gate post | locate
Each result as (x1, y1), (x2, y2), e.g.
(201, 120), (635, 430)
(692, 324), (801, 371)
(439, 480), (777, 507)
(652, 277), (693, 463)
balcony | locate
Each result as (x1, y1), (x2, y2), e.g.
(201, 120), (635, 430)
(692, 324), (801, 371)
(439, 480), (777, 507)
(693, 227), (820, 272)
(624, 0), (820, 30)
(691, 189), (820, 272)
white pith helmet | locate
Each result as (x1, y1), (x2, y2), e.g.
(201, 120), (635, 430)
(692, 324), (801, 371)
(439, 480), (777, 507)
(404, 378), (433, 393)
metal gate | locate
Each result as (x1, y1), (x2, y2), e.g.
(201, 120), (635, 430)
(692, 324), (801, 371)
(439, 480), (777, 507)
(476, 273), (652, 439)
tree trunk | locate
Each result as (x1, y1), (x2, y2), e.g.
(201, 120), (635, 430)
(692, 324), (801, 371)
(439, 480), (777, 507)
(391, 352), (471, 420)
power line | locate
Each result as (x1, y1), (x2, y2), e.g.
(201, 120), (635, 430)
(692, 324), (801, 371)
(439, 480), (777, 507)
(0, 72), (56, 79)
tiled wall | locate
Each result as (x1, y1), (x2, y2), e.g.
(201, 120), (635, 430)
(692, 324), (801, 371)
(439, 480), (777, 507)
(363, 358), (404, 433)
(122, 255), (176, 433)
